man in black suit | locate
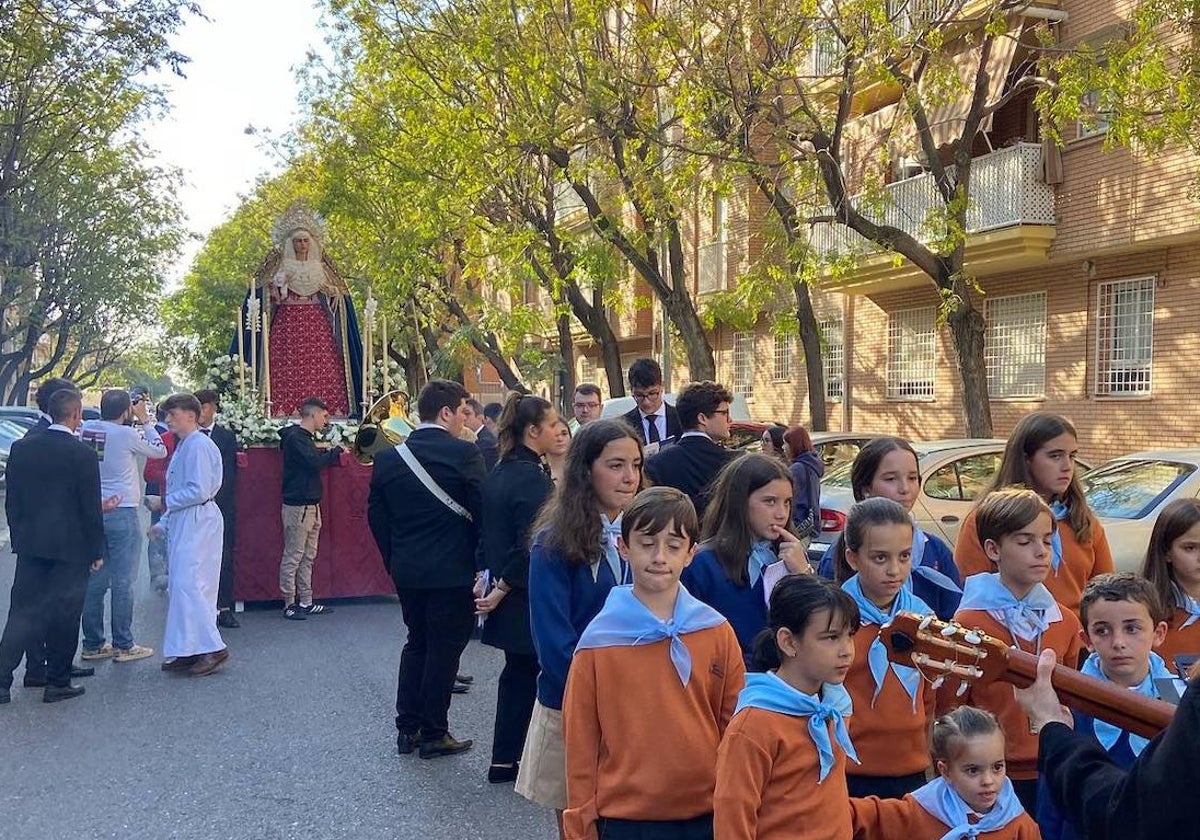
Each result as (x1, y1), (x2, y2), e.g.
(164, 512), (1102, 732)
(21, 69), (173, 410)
(465, 398), (498, 472)
(368, 379), (486, 759)
(643, 381), (740, 518)
(620, 357), (682, 447)
(195, 390), (240, 629)
(0, 388), (105, 704)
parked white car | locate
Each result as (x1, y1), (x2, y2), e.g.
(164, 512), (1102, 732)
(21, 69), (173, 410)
(1081, 449), (1200, 572)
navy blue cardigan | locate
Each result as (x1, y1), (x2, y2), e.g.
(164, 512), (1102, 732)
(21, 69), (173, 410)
(818, 529), (962, 620)
(528, 530), (622, 710)
(681, 547), (767, 666)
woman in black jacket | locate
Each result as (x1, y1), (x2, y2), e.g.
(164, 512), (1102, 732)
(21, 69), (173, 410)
(475, 392), (559, 783)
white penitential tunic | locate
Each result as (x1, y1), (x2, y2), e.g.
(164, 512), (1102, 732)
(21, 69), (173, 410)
(160, 430), (226, 658)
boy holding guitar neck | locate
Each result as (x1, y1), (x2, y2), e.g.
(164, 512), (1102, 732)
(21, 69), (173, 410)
(942, 488), (1086, 814)
(1035, 573), (1171, 840)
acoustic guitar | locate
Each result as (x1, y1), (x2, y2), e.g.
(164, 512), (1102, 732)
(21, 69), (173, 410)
(880, 612), (1177, 739)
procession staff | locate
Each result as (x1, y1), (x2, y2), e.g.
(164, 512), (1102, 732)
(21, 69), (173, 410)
(155, 393), (229, 677)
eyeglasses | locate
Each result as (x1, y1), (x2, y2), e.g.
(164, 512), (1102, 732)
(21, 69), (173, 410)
(573, 402), (600, 411)
(710, 409), (730, 417)
(631, 389), (662, 403)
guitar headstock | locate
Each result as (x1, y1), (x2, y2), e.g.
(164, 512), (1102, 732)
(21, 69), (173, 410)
(880, 612), (1012, 696)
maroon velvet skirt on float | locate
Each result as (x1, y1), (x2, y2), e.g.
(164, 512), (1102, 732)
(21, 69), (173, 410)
(268, 298), (350, 417)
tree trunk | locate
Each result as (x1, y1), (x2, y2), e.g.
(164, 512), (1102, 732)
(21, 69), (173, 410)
(664, 221), (717, 381)
(556, 313), (575, 413)
(598, 336), (625, 398)
(791, 279), (829, 431)
(945, 283), (993, 438)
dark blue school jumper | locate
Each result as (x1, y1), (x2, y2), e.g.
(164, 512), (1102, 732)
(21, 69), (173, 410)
(680, 547), (765, 667)
(818, 530), (962, 620)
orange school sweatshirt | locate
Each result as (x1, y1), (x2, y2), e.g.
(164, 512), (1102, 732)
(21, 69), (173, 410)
(562, 623), (745, 840)
(844, 623), (936, 778)
(954, 508), (1113, 617)
(1157, 606), (1200, 667)
(713, 706), (854, 840)
(940, 607), (1085, 780)
(850, 794), (1042, 839)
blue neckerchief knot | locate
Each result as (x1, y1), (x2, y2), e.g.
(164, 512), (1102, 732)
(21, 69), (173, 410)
(1174, 584), (1200, 630)
(959, 573), (1060, 644)
(911, 776), (1026, 840)
(596, 514), (626, 585)
(842, 576), (930, 708)
(734, 672), (859, 782)
(575, 584), (727, 685)
(1049, 500), (1069, 573)
(1080, 651), (1172, 756)
(748, 540), (777, 587)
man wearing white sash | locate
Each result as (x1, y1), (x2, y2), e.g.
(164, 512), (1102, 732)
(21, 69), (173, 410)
(153, 393), (229, 677)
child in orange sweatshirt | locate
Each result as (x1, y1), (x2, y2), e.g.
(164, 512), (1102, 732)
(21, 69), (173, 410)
(1139, 498), (1200, 667)
(839, 497), (936, 798)
(713, 574), (861, 840)
(945, 488), (1085, 814)
(851, 706), (1041, 839)
(954, 412), (1112, 617)
(563, 487), (745, 840)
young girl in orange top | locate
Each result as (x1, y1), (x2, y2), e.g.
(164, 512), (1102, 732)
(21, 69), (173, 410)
(955, 412), (1112, 617)
(840, 497), (937, 799)
(713, 574), (860, 840)
(851, 706), (1041, 839)
(1140, 498), (1200, 667)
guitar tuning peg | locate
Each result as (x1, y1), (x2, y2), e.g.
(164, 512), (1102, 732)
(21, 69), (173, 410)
(940, 625), (957, 638)
(931, 676), (945, 690)
(956, 681), (969, 697)
(964, 631), (982, 645)
(919, 616), (934, 630)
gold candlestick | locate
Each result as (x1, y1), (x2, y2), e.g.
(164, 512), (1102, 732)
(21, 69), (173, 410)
(236, 309), (246, 398)
(382, 315), (389, 394)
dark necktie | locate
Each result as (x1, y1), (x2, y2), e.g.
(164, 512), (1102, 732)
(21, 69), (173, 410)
(202, 429), (212, 437)
(645, 414), (660, 444)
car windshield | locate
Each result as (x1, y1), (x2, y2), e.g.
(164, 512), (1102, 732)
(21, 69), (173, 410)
(823, 459), (854, 488)
(1082, 459), (1196, 520)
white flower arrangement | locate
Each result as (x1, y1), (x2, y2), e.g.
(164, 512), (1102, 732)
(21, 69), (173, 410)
(205, 354), (254, 402)
(367, 357), (404, 397)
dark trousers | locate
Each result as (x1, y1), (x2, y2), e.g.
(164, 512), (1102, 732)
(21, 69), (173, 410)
(217, 505), (235, 610)
(395, 586), (474, 741)
(491, 651), (539, 764)
(596, 814), (713, 840)
(846, 772), (927, 799)
(0, 555), (88, 688)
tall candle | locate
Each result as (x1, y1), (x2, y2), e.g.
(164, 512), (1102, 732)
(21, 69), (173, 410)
(236, 308), (245, 398)
(249, 294), (258, 393)
(262, 293), (271, 410)
(382, 315), (389, 394)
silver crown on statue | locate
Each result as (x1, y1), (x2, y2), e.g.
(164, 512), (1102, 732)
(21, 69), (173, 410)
(270, 201), (328, 248)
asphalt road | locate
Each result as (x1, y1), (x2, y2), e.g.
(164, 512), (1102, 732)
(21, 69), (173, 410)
(0, 529), (556, 839)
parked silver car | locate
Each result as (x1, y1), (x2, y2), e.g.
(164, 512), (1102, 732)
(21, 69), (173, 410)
(1081, 449), (1200, 572)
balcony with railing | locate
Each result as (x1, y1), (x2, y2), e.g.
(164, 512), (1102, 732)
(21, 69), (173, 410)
(809, 143), (1057, 292)
(697, 240), (727, 294)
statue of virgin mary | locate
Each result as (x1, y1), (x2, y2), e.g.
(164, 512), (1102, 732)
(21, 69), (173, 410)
(233, 204), (365, 418)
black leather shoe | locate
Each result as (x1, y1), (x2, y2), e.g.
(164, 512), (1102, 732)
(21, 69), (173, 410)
(419, 734), (473, 759)
(23, 676), (47, 688)
(71, 665), (95, 678)
(396, 731), (420, 755)
(488, 763), (519, 783)
(217, 611), (240, 629)
(43, 684), (85, 703)
(451, 682), (470, 695)
(455, 673), (474, 685)
(0, 688), (10, 705)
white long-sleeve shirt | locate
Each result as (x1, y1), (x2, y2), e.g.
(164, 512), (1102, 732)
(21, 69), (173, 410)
(80, 419), (167, 507)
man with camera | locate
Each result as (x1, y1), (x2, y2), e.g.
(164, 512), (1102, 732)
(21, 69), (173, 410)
(78, 388), (167, 663)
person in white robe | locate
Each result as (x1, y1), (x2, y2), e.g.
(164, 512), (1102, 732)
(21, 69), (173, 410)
(153, 393), (229, 677)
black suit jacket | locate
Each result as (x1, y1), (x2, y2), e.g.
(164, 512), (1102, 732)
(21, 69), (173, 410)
(621, 404), (682, 445)
(5, 428), (103, 563)
(205, 424), (238, 514)
(643, 434), (740, 517)
(368, 427), (486, 590)
(475, 425), (499, 473)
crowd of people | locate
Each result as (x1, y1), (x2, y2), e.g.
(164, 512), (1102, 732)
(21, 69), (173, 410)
(1, 358), (1197, 838)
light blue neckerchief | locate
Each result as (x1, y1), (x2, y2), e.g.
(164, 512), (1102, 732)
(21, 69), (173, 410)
(1080, 651), (1172, 756)
(1173, 583), (1200, 630)
(905, 526), (962, 596)
(748, 540), (777, 587)
(576, 584), (727, 685)
(734, 672), (860, 782)
(1049, 500), (1070, 573)
(911, 776), (1026, 840)
(596, 514), (627, 585)
(959, 573), (1061, 645)
(842, 576), (929, 708)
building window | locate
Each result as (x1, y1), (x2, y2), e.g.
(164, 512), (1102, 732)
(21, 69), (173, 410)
(821, 317), (844, 401)
(887, 307), (936, 400)
(579, 356), (596, 388)
(1095, 277), (1154, 397)
(772, 334), (794, 382)
(733, 331), (755, 398)
(985, 292), (1046, 398)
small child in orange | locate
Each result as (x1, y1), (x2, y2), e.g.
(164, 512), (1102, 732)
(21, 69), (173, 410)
(946, 488), (1085, 814)
(713, 575), (861, 840)
(563, 487), (745, 840)
(1139, 498), (1200, 667)
(851, 706), (1041, 839)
